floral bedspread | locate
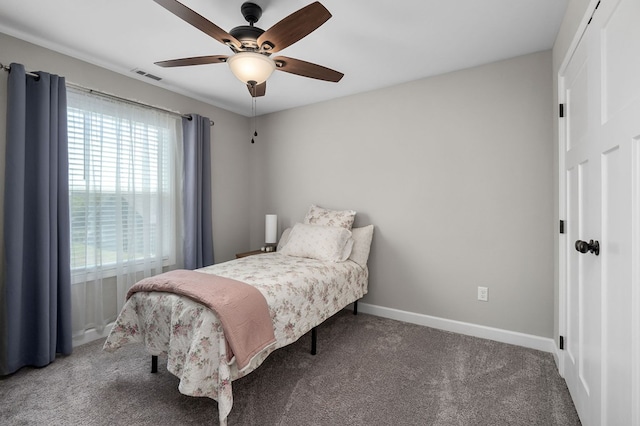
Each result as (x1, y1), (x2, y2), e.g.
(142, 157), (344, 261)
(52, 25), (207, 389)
(103, 253), (368, 425)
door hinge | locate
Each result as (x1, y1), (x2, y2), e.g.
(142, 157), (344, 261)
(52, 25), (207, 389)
(559, 220), (565, 234)
(559, 103), (565, 118)
(559, 335), (565, 350)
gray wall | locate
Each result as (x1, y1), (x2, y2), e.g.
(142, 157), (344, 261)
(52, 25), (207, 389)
(0, 31), (558, 339)
(249, 51), (555, 338)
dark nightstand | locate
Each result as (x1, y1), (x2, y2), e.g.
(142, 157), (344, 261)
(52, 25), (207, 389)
(235, 249), (265, 259)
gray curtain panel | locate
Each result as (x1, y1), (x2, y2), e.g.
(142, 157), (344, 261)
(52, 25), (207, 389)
(182, 114), (214, 269)
(1, 63), (72, 375)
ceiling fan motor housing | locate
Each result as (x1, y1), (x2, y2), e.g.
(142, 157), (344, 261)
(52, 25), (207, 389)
(229, 25), (265, 50)
(230, 2), (265, 50)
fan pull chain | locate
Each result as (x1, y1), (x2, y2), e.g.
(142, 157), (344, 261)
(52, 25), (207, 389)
(251, 95), (258, 143)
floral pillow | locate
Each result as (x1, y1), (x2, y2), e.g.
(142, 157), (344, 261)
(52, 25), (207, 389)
(303, 204), (356, 230)
(280, 223), (354, 262)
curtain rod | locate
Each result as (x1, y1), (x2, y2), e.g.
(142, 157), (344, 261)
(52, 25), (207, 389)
(0, 62), (214, 126)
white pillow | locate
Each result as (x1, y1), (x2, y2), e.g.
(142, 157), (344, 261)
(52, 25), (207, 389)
(348, 225), (374, 268)
(277, 227), (292, 251)
(303, 204), (356, 230)
(280, 223), (354, 262)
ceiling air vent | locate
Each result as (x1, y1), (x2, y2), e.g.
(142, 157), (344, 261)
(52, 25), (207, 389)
(131, 68), (162, 81)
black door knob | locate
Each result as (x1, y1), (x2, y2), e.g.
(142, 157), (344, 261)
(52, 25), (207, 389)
(575, 239), (600, 256)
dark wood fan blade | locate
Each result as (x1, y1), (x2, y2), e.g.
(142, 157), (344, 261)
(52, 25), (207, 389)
(153, 0), (241, 49)
(155, 55), (228, 67)
(273, 56), (343, 82)
(247, 82), (266, 97)
(257, 2), (331, 53)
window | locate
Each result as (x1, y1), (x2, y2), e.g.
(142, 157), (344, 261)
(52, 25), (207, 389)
(67, 88), (182, 279)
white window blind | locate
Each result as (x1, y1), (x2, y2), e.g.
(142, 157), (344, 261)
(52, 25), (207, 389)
(67, 87), (183, 336)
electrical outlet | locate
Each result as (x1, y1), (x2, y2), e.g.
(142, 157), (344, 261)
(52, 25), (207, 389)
(478, 286), (488, 302)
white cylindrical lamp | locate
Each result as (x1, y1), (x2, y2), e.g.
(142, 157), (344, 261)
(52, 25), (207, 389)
(265, 214), (277, 250)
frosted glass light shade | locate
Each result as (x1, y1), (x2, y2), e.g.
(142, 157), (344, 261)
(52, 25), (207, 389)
(265, 214), (277, 244)
(227, 52), (276, 84)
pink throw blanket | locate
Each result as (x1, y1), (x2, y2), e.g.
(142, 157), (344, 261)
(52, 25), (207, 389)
(127, 269), (276, 370)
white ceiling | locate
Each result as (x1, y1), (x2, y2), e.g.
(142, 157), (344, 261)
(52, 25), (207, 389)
(0, 0), (567, 117)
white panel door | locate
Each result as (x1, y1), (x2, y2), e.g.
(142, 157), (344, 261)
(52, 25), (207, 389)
(598, 0), (640, 424)
(563, 14), (602, 424)
(562, 0), (640, 425)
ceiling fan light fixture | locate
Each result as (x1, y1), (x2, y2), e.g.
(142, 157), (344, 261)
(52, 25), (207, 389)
(227, 52), (275, 85)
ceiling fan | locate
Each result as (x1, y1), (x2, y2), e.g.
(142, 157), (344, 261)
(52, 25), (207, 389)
(153, 0), (344, 98)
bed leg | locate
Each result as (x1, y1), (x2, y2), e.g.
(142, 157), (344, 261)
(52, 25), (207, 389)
(151, 355), (158, 373)
(311, 327), (317, 355)
(353, 300), (358, 315)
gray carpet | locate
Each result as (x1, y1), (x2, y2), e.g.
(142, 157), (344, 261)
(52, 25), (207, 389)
(1, 310), (580, 425)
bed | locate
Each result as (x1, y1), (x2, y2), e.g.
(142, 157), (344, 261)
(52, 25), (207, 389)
(103, 205), (374, 425)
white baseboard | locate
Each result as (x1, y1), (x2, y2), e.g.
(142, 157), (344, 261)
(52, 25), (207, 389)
(357, 302), (556, 354)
